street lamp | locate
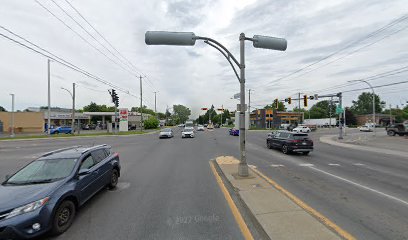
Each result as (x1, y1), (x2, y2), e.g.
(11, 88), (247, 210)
(348, 80), (376, 136)
(146, 31), (287, 177)
(61, 83), (76, 135)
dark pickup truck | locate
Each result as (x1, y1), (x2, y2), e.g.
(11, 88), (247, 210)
(386, 121), (408, 136)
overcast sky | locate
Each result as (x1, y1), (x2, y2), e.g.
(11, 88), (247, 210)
(0, 0), (407, 117)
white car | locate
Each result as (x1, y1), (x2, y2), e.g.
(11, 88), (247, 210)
(197, 125), (205, 131)
(359, 125), (373, 132)
(182, 127), (195, 138)
(292, 126), (311, 133)
(159, 128), (174, 138)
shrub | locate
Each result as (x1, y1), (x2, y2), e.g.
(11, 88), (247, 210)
(144, 117), (159, 129)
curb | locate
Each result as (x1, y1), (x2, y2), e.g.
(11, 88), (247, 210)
(320, 135), (408, 159)
(210, 160), (270, 240)
(0, 130), (161, 142)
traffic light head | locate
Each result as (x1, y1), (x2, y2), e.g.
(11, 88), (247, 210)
(303, 95), (308, 107)
(288, 97), (292, 104)
(275, 98), (279, 108)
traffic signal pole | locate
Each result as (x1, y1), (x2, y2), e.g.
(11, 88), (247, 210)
(338, 92), (343, 139)
(140, 76), (143, 132)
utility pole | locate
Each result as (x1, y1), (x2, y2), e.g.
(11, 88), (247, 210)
(10, 94), (15, 137)
(47, 59), (51, 135)
(329, 97), (333, 128)
(153, 91), (158, 118)
(238, 33), (248, 177)
(338, 92), (343, 139)
(72, 83), (75, 135)
(343, 107), (346, 136)
(221, 105), (224, 126)
(166, 105), (168, 126)
(140, 76), (143, 132)
(389, 104), (392, 125)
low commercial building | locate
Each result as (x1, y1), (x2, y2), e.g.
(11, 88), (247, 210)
(0, 112), (44, 133)
(250, 109), (303, 129)
(356, 114), (395, 126)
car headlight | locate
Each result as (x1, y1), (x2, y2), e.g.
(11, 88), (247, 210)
(6, 197), (49, 219)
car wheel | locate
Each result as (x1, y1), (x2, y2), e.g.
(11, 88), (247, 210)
(387, 130), (396, 136)
(303, 151), (310, 155)
(108, 169), (119, 189)
(51, 200), (76, 236)
(282, 145), (289, 154)
(267, 141), (272, 149)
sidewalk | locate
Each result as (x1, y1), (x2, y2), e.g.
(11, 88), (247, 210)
(213, 156), (352, 240)
(320, 132), (408, 159)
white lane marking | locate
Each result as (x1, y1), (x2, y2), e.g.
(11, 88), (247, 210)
(300, 163), (314, 167)
(328, 163), (340, 166)
(270, 164), (285, 167)
(248, 164), (257, 169)
(309, 166), (408, 207)
(352, 163), (365, 166)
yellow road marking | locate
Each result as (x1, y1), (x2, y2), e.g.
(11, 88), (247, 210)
(209, 161), (254, 240)
(251, 167), (356, 240)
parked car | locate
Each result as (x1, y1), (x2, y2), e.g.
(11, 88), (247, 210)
(159, 128), (173, 138)
(177, 124), (185, 127)
(229, 128), (239, 136)
(214, 124), (220, 128)
(266, 131), (313, 155)
(207, 124), (214, 129)
(197, 125), (205, 131)
(181, 127), (195, 138)
(0, 145), (120, 239)
(203, 124), (208, 127)
(292, 126), (311, 133)
(50, 126), (72, 135)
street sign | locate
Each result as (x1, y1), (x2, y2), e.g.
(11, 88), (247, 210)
(336, 107), (344, 114)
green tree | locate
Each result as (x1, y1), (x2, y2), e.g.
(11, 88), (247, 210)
(157, 112), (166, 120)
(265, 102), (285, 111)
(173, 104), (191, 124)
(82, 102), (115, 112)
(308, 100), (337, 119)
(350, 92), (383, 115)
(131, 106), (156, 116)
(0, 106), (7, 112)
(345, 107), (357, 125)
(144, 116), (159, 129)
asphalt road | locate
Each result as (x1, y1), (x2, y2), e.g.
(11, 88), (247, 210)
(215, 128), (408, 240)
(1, 128), (407, 240)
(0, 129), (244, 240)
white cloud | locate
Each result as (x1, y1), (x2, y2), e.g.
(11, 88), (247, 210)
(0, 0), (407, 116)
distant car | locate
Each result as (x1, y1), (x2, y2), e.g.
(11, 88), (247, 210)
(159, 128), (173, 138)
(214, 124), (220, 128)
(0, 145), (120, 239)
(177, 124), (185, 127)
(50, 126), (72, 134)
(292, 126), (311, 133)
(181, 127), (195, 138)
(229, 128), (239, 136)
(207, 124), (214, 129)
(204, 124), (208, 127)
(267, 131), (313, 155)
(197, 125), (205, 131)
(359, 125), (373, 132)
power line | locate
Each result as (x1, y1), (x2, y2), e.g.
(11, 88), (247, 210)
(341, 80), (408, 94)
(0, 27), (142, 99)
(265, 13), (408, 85)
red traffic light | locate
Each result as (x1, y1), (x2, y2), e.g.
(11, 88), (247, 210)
(201, 108), (208, 110)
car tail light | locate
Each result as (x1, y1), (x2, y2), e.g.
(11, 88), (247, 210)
(290, 140), (302, 143)
(114, 152), (119, 158)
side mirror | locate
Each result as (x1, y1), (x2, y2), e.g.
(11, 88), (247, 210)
(78, 169), (90, 176)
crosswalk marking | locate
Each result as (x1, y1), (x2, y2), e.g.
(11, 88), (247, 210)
(352, 163), (365, 166)
(270, 164), (285, 167)
(299, 163), (314, 167)
(328, 163), (340, 166)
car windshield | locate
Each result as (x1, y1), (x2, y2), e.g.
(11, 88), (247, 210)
(4, 158), (78, 185)
(184, 128), (193, 131)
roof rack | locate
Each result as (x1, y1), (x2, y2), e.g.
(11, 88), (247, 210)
(81, 144), (109, 154)
(41, 145), (83, 157)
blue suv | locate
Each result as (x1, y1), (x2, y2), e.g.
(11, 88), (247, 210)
(0, 145), (120, 239)
(49, 126), (72, 134)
